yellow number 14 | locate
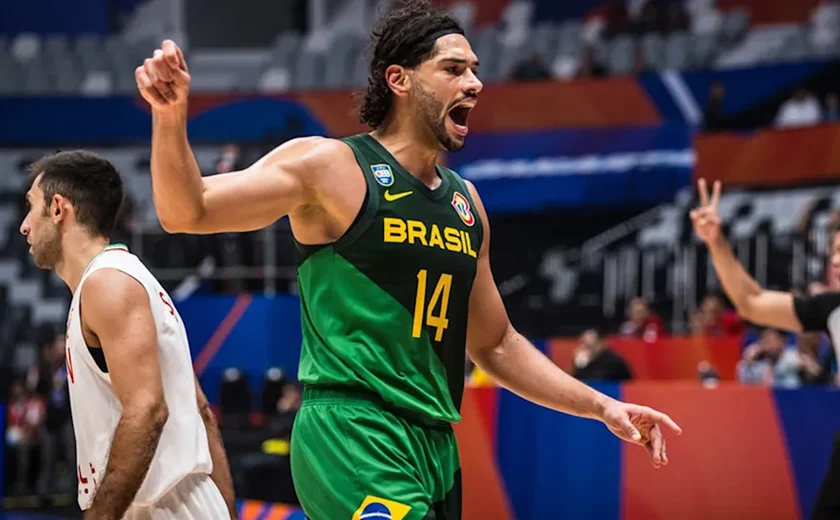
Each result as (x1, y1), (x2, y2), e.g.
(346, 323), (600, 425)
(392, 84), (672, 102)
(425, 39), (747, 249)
(412, 270), (453, 342)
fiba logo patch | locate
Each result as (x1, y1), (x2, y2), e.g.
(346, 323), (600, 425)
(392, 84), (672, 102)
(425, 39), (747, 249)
(451, 192), (475, 226)
(352, 496), (411, 520)
(372, 164), (394, 187)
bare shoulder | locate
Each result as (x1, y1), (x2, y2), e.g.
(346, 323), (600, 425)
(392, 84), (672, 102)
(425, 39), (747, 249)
(259, 136), (356, 175)
(81, 269), (150, 330)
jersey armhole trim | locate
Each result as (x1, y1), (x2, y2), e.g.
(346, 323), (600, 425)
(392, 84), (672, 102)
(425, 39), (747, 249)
(450, 170), (485, 250)
(333, 137), (380, 252)
(76, 264), (154, 376)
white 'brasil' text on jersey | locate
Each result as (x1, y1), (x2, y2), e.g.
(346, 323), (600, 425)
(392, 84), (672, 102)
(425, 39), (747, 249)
(65, 244), (212, 511)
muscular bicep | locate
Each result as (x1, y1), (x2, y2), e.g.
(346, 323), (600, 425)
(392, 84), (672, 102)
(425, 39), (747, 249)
(465, 182), (512, 355)
(82, 270), (163, 410)
(179, 137), (345, 234)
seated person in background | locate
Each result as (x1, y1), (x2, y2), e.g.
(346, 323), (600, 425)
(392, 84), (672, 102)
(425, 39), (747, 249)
(738, 328), (801, 388)
(796, 331), (837, 385)
(700, 293), (745, 336)
(573, 329), (633, 382)
(619, 297), (663, 343)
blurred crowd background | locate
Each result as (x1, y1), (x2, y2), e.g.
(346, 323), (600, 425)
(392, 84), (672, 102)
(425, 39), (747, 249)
(2, 0), (840, 519)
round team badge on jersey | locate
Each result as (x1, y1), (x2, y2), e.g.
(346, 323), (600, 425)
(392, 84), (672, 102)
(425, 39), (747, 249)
(371, 164), (394, 187)
(451, 191), (475, 226)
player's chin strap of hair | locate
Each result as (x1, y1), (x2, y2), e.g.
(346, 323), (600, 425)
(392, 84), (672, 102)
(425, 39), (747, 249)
(419, 27), (465, 48)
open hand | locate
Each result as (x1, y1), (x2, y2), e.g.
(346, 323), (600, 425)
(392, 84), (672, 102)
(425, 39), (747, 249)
(690, 178), (723, 245)
(135, 39), (191, 109)
(601, 400), (682, 469)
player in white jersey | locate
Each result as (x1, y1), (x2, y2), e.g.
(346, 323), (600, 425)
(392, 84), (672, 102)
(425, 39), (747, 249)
(18, 150), (237, 519)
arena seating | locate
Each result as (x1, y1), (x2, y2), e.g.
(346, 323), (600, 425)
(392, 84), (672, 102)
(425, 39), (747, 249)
(2, 0), (839, 94)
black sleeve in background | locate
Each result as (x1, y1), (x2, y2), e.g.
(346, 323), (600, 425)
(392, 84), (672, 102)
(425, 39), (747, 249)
(794, 293), (840, 333)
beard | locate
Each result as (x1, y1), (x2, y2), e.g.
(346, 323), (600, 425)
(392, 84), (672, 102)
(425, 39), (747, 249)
(414, 83), (464, 152)
(30, 222), (62, 270)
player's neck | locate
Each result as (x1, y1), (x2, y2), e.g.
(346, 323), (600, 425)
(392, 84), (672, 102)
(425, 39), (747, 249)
(371, 121), (441, 189)
(56, 232), (111, 294)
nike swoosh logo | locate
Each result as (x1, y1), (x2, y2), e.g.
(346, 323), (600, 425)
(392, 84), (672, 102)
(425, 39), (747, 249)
(384, 190), (413, 202)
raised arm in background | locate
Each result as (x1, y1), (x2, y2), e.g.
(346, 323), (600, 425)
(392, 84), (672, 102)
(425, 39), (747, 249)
(690, 178), (840, 333)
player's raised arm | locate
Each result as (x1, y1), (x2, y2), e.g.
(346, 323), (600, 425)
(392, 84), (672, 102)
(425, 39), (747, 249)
(691, 179), (806, 331)
(136, 40), (343, 235)
(79, 269), (168, 520)
(463, 181), (681, 469)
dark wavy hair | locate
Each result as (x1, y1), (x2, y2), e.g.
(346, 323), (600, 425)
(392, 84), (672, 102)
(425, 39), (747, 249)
(359, 0), (464, 129)
(27, 150), (124, 237)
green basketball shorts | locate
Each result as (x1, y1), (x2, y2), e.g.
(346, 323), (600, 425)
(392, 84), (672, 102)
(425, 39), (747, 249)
(290, 386), (462, 520)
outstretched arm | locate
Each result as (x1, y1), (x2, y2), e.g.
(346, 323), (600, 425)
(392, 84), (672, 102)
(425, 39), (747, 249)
(194, 375), (237, 518)
(464, 182), (680, 468)
(137, 40), (341, 234)
(691, 179), (805, 331)
(80, 270), (168, 519)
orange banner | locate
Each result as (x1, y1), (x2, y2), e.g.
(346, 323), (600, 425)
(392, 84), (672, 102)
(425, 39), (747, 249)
(186, 76), (660, 138)
(550, 335), (742, 381)
(622, 382), (800, 520)
(695, 123), (840, 187)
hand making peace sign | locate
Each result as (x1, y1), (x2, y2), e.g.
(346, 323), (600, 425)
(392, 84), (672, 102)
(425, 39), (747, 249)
(690, 178), (723, 245)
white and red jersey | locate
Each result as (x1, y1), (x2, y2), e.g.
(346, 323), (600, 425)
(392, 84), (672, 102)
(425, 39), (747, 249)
(65, 244), (212, 511)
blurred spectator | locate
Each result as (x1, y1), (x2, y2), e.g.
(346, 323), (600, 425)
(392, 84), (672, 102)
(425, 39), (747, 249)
(687, 0), (724, 36)
(576, 45), (608, 79)
(825, 93), (839, 122)
(703, 81), (727, 132)
(511, 53), (551, 82)
(214, 143), (245, 174)
(601, 0), (631, 39)
(7, 379), (46, 495)
(738, 328), (801, 388)
(795, 332), (836, 385)
(688, 308), (707, 336)
(775, 88), (823, 129)
(619, 297), (663, 343)
(697, 361), (720, 388)
(573, 329), (632, 381)
(810, 0), (840, 50)
(700, 293), (744, 336)
(36, 333), (74, 495)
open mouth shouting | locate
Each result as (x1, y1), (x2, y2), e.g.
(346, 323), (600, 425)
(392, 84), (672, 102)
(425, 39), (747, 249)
(447, 102), (475, 137)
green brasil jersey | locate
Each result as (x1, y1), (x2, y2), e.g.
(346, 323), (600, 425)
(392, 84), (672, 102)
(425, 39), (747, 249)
(295, 134), (483, 423)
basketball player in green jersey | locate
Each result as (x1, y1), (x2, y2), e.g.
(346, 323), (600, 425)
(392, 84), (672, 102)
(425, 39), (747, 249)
(137, 1), (682, 518)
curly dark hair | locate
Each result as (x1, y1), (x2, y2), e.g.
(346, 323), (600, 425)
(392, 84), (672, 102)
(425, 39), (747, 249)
(359, 0), (465, 129)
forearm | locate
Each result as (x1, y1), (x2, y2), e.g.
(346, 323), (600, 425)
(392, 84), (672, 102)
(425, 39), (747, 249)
(201, 407), (237, 518)
(707, 235), (762, 310)
(151, 109), (206, 230)
(85, 404), (167, 519)
(470, 327), (611, 420)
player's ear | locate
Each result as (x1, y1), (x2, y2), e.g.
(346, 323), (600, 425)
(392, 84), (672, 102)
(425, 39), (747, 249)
(51, 194), (67, 222)
(385, 64), (411, 98)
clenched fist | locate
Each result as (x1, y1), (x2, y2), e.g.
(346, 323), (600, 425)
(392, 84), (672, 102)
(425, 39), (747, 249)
(136, 40), (190, 110)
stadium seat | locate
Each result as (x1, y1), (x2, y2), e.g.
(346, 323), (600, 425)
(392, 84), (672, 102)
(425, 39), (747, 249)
(641, 33), (665, 70)
(664, 32), (690, 70)
(691, 33), (719, 68)
(607, 36), (636, 75)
